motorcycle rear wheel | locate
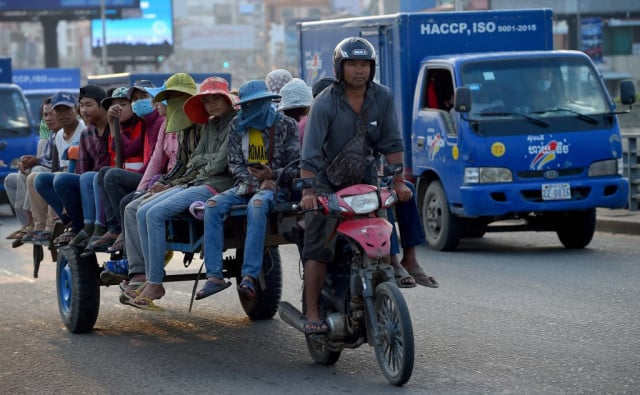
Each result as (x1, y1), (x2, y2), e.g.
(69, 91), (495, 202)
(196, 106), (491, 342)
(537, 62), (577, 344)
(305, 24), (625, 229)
(372, 281), (414, 386)
(302, 287), (342, 365)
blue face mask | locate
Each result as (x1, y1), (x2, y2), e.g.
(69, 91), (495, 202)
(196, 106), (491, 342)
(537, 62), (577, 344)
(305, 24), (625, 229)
(132, 98), (154, 117)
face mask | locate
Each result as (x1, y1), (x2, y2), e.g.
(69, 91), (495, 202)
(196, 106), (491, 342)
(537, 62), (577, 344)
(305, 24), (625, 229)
(132, 98), (154, 117)
(536, 79), (551, 92)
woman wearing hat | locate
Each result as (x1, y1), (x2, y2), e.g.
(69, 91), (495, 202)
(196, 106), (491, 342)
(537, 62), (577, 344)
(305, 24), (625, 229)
(195, 79), (300, 301)
(125, 76), (237, 310)
(277, 78), (313, 144)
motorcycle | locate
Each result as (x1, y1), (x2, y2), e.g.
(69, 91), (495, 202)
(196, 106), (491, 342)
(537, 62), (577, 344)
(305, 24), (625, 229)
(278, 166), (415, 386)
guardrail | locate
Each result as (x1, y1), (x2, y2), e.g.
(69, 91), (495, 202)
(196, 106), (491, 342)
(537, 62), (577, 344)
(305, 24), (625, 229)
(622, 133), (640, 211)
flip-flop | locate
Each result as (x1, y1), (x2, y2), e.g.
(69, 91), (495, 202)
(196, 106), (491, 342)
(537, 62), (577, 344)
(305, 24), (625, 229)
(128, 297), (164, 312)
(408, 267), (439, 288)
(119, 281), (145, 303)
(304, 320), (329, 335)
(237, 278), (256, 300)
(394, 266), (417, 288)
(195, 279), (231, 300)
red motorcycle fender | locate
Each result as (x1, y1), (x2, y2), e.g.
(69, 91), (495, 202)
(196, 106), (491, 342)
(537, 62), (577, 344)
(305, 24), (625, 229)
(337, 218), (393, 259)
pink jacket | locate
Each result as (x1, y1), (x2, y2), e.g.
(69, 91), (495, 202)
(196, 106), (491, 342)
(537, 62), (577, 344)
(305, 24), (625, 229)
(136, 119), (180, 191)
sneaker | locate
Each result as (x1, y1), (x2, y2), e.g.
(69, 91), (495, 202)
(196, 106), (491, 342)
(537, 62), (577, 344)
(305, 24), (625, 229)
(100, 259), (129, 285)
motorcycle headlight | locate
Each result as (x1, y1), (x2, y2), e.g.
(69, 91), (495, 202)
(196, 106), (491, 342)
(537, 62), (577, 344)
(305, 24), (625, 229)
(342, 192), (380, 214)
(464, 167), (513, 184)
(588, 159), (619, 177)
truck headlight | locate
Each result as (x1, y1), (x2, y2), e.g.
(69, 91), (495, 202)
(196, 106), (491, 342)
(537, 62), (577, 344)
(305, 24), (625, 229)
(588, 159), (618, 177)
(464, 167), (513, 184)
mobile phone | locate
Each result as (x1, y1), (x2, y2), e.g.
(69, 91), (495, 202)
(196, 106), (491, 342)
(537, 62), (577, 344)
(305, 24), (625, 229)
(247, 162), (265, 169)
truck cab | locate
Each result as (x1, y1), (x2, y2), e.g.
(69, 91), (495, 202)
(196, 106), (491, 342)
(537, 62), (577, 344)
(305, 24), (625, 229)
(0, 83), (38, 203)
(413, 51), (634, 250)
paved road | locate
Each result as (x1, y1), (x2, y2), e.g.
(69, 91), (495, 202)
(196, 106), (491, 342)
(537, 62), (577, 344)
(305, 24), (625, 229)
(1, 214), (639, 394)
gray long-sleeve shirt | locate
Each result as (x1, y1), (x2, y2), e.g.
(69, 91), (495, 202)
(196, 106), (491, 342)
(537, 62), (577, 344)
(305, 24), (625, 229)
(300, 81), (403, 187)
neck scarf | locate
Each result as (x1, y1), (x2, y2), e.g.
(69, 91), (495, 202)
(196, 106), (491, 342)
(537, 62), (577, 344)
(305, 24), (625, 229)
(235, 98), (276, 134)
(165, 96), (192, 133)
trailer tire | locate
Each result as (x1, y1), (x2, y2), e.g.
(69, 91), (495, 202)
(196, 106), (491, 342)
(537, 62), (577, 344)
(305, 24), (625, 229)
(422, 181), (460, 251)
(239, 246), (282, 320)
(556, 208), (596, 249)
(56, 246), (100, 333)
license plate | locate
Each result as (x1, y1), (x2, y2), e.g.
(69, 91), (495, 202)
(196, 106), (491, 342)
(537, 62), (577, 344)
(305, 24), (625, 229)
(541, 183), (571, 201)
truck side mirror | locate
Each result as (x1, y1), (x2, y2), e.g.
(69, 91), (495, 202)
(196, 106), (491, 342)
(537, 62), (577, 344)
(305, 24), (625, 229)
(454, 87), (472, 112)
(620, 80), (636, 106)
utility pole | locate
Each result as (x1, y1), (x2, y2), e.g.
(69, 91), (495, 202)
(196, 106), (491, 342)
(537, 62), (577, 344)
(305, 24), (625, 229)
(101, 0), (108, 73)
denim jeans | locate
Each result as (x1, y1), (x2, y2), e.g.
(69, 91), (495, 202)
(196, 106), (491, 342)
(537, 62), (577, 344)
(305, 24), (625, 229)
(101, 167), (142, 234)
(124, 188), (173, 277)
(388, 181), (425, 255)
(138, 185), (215, 284)
(78, 171), (105, 227)
(203, 187), (279, 281)
(35, 172), (82, 232)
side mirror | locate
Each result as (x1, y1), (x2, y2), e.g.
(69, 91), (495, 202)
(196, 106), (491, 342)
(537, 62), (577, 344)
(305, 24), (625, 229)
(454, 87), (472, 112)
(620, 79), (636, 106)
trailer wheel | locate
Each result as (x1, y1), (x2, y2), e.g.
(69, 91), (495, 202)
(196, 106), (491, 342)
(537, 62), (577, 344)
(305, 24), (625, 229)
(422, 181), (460, 251)
(56, 246), (101, 333)
(556, 208), (596, 249)
(239, 247), (282, 320)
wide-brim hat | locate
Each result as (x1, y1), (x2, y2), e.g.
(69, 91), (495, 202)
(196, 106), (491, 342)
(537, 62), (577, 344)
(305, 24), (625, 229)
(127, 80), (156, 100)
(101, 86), (130, 110)
(183, 77), (235, 124)
(277, 78), (313, 112)
(236, 80), (280, 105)
(154, 73), (197, 102)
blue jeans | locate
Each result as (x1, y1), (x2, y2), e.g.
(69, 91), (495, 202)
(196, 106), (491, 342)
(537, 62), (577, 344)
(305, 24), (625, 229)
(203, 187), (279, 281)
(388, 181), (425, 255)
(102, 167), (142, 234)
(137, 185), (215, 284)
(35, 172), (83, 232)
(79, 171), (105, 227)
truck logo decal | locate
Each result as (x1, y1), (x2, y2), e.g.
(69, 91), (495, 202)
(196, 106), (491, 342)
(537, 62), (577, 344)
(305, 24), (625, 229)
(491, 142), (506, 157)
(304, 52), (323, 84)
(428, 133), (445, 160)
(528, 139), (570, 170)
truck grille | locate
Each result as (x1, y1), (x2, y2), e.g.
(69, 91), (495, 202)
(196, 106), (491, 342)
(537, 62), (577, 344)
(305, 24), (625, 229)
(521, 186), (590, 202)
(517, 168), (583, 179)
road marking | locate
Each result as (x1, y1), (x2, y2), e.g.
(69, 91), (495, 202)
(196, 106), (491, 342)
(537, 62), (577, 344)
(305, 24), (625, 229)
(0, 268), (36, 284)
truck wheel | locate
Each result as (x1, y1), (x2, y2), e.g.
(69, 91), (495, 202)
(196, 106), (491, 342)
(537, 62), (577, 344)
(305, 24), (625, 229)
(56, 246), (100, 333)
(422, 181), (460, 251)
(239, 246), (282, 320)
(556, 208), (596, 249)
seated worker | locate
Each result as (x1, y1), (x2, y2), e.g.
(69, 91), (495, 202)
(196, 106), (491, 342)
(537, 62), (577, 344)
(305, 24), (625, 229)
(124, 77), (237, 310)
(277, 78), (313, 144)
(5, 96), (63, 244)
(195, 79), (300, 300)
(73, 86), (145, 249)
(35, 88), (108, 246)
(90, 81), (164, 253)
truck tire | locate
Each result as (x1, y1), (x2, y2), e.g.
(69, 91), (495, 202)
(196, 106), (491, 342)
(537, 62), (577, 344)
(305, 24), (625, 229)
(239, 246), (282, 320)
(56, 246), (101, 333)
(422, 181), (460, 251)
(556, 208), (596, 249)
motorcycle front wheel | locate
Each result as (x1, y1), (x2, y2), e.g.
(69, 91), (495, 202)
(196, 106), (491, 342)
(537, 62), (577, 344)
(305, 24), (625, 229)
(373, 281), (414, 386)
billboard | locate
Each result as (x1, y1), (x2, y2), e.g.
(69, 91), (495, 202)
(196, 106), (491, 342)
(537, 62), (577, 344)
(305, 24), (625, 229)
(0, 0), (139, 11)
(91, 0), (173, 57)
(13, 68), (81, 90)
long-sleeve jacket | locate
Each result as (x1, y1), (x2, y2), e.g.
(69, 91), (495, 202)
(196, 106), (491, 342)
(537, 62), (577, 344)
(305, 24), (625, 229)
(228, 112), (300, 195)
(157, 124), (201, 186)
(76, 123), (111, 174)
(138, 110), (165, 175)
(136, 119), (179, 191)
(301, 81), (403, 187)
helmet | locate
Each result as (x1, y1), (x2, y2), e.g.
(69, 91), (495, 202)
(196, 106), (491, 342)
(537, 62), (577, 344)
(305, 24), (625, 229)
(333, 37), (376, 83)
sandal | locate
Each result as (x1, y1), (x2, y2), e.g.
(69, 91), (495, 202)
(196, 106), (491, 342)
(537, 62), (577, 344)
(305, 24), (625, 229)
(237, 278), (256, 300)
(6, 227), (30, 240)
(87, 231), (118, 250)
(394, 266), (417, 289)
(195, 279), (231, 300)
(128, 284), (165, 311)
(107, 233), (125, 253)
(68, 229), (91, 247)
(304, 320), (329, 335)
(53, 230), (77, 248)
(407, 266), (439, 288)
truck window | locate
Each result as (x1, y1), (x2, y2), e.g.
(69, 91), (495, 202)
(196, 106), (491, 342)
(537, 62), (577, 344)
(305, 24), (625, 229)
(0, 89), (31, 134)
(461, 57), (609, 116)
(423, 69), (454, 111)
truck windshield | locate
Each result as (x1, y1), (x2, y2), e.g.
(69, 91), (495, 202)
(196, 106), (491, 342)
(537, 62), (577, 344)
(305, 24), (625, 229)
(461, 57), (610, 122)
(0, 88), (31, 135)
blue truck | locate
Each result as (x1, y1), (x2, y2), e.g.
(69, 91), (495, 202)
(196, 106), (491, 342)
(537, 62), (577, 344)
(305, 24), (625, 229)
(298, 9), (635, 250)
